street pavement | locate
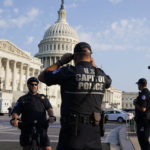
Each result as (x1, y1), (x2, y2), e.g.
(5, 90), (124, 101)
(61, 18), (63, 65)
(0, 115), (124, 150)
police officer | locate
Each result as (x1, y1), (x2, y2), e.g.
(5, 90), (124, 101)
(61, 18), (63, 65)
(11, 77), (55, 150)
(134, 78), (150, 150)
(38, 42), (112, 150)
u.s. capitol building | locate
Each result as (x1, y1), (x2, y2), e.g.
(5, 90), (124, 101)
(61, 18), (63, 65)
(0, 1), (122, 115)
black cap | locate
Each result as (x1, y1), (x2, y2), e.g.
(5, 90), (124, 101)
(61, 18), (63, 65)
(74, 42), (92, 54)
(27, 77), (39, 84)
(136, 78), (147, 85)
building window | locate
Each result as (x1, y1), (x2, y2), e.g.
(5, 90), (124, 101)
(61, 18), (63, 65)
(58, 44), (60, 50)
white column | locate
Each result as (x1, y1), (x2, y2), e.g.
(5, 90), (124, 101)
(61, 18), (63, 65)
(5, 59), (9, 90)
(32, 68), (34, 76)
(47, 57), (50, 66)
(43, 57), (46, 68)
(12, 61), (17, 91)
(25, 64), (30, 92)
(26, 64), (30, 80)
(54, 57), (56, 64)
(49, 57), (51, 66)
(19, 63), (23, 91)
(46, 57), (48, 67)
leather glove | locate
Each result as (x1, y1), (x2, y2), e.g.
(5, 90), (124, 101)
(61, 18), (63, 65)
(57, 53), (73, 66)
(91, 57), (97, 68)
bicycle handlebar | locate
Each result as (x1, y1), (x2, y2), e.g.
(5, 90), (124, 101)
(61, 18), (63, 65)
(10, 118), (50, 129)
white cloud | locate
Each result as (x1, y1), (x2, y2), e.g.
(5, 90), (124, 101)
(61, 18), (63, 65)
(27, 36), (34, 44)
(11, 8), (39, 27)
(109, 0), (123, 4)
(13, 8), (19, 14)
(4, 0), (13, 7)
(27, 8), (39, 19)
(0, 9), (4, 14)
(108, 18), (149, 40)
(66, 3), (78, 9)
(0, 19), (8, 28)
(77, 18), (150, 52)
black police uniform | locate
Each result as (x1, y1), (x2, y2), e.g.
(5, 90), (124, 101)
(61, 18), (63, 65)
(44, 61), (111, 150)
(135, 88), (150, 150)
(12, 93), (52, 147)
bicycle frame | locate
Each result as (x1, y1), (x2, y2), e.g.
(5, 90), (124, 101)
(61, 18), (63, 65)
(10, 119), (49, 150)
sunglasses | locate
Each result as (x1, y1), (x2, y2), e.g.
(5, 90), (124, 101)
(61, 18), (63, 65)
(30, 83), (38, 86)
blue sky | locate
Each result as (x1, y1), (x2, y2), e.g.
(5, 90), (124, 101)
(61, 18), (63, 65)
(0, 0), (150, 92)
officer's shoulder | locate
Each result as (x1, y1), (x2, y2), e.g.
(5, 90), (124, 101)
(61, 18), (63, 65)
(38, 94), (47, 100)
(61, 64), (74, 72)
(63, 64), (74, 69)
(96, 67), (105, 74)
(18, 94), (28, 101)
(143, 88), (150, 94)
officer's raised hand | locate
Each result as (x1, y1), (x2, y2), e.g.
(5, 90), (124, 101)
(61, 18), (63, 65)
(57, 53), (73, 66)
(91, 57), (97, 68)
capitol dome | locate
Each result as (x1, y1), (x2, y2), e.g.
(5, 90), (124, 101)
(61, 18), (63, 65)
(35, 1), (78, 68)
(43, 21), (78, 40)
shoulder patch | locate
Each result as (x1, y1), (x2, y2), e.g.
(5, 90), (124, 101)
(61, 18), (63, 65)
(141, 95), (146, 100)
(52, 68), (61, 74)
(14, 101), (19, 107)
(41, 96), (45, 100)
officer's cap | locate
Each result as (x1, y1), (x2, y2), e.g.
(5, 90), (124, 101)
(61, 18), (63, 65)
(27, 77), (39, 84)
(74, 42), (92, 54)
(136, 78), (147, 85)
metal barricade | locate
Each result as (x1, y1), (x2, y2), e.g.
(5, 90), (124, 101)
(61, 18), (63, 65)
(129, 118), (136, 132)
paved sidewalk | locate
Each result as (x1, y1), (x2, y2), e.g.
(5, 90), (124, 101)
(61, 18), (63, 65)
(129, 136), (140, 150)
(119, 126), (141, 150)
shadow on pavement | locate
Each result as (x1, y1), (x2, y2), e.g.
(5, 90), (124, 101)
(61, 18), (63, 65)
(0, 142), (110, 150)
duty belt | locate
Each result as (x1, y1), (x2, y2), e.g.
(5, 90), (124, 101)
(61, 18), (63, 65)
(61, 113), (94, 125)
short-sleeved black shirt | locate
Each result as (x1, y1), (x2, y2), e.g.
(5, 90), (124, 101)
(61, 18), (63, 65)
(12, 93), (52, 123)
(135, 88), (150, 123)
(44, 61), (111, 116)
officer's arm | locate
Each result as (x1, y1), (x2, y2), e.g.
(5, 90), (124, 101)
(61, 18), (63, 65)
(38, 53), (73, 83)
(47, 107), (54, 117)
(38, 62), (61, 83)
(135, 103), (146, 112)
(11, 113), (19, 127)
(12, 113), (19, 120)
(47, 108), (56, 123)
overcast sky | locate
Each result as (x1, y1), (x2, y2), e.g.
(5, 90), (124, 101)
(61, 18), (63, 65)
(0, 0), (150, 92)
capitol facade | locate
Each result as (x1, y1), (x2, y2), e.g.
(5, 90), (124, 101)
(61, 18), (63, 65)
(0, 0), (123, 115)
(0, 40), (41, 113)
